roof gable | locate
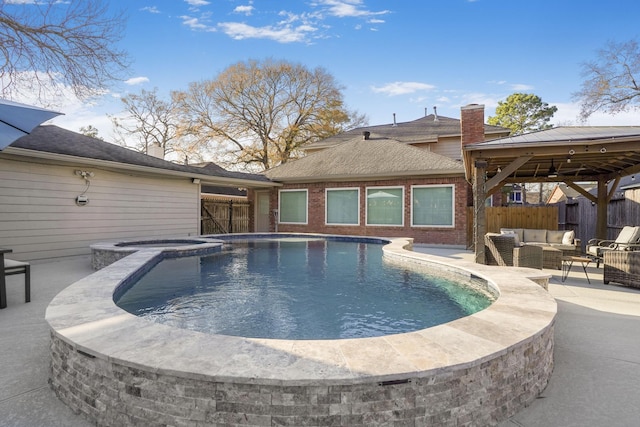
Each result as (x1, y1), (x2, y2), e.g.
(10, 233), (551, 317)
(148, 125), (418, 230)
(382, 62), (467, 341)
(306, 114), (509, 150)
(265, 135), (464, 182)
(8, 125), (269, 183)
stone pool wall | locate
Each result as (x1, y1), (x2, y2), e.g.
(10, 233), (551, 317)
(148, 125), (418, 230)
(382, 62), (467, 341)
(48, 235), (556, 427)
(49, 323), (553, 426)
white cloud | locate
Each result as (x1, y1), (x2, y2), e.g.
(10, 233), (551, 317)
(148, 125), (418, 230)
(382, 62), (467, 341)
(218, 22), (317, 43)
(185, 0), (210, 6)
(180, 15), (216, 32)
(141, 6), (160, 14)
(124, 77), (149, 86)
(368, 18), (385, 24)
(511, 83), (535, 91)
(234, 5), (254, 16)
(314, 0), (391, 18)
(371, 81), (435, 96)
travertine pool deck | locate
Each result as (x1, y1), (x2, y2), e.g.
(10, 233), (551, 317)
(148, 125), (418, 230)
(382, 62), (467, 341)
(44, 236), (556, 426)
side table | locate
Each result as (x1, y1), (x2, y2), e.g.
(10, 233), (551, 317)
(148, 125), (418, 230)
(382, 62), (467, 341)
(561, 256), (592, 284)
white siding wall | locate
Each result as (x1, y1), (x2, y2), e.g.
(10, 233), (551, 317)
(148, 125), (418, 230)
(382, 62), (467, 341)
(0, 156), (200, 261)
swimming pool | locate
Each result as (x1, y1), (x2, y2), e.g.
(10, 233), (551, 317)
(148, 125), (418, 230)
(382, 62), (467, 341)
(48, 234), (556, 426)
(115, 239), (493, 339)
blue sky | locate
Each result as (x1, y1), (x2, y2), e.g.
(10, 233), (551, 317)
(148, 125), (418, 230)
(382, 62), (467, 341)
(43, 0), (640, 142)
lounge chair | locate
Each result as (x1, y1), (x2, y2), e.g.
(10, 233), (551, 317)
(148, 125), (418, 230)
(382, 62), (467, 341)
(484, 233), (543, 269)
(586, 226), (640, 267)
(1, 250), (31, 309)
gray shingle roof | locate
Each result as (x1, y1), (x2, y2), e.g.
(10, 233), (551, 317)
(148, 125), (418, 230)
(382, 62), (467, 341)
(9, 125), (270, 183)
(265, 135), (464, 182)
(306, 114), (509, 150)
(470, 126), (640, 147)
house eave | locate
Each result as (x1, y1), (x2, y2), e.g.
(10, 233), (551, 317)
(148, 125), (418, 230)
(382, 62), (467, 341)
(269, 169), (465, 184)
(1, 147), (280, 189)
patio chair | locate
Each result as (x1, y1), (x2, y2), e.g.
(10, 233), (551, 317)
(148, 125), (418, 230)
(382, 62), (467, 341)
(1, 255), (31, 309)
(484, 233), (543, 269)
(586, 226), (640, 267)
(603, 250), (640, 289)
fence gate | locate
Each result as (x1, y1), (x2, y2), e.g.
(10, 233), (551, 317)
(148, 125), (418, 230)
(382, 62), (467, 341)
(201, 198), (250, 234)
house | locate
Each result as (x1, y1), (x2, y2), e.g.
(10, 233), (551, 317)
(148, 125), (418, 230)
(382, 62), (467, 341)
(0, 125), (274, 261)
(305, 107), (509, 160)
(256, 105), (510, 245)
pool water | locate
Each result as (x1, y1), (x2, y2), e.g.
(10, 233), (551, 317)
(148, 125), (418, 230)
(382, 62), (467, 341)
(115, 239), (493, 339)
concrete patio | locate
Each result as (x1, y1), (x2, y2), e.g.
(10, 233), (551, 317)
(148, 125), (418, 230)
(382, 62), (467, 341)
(1, 247), (639, 426)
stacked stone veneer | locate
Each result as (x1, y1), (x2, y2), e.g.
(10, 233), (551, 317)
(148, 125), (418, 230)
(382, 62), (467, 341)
(48, 236), (556, 427)
(50, 325), (553, 426)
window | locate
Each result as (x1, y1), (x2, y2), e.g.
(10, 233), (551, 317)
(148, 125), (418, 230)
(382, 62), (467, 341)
(509, 189), (523, 204)
(366, 187), (403, 226)
(326, 188), (359, 225)
(411, 185), (454, 227)
(279, 190), (307, 224)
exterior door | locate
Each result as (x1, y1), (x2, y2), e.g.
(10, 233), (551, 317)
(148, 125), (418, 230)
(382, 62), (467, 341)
(255, 191), (271, 232)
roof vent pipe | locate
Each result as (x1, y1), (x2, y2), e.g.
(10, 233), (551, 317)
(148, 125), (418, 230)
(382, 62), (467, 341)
(362, 131), (370, 140)
(392, 113), (397, 127)
(433, 106), (439, 122)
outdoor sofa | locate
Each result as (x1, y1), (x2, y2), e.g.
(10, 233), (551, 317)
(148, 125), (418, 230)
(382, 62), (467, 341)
(498, 228), (581, 269)
(484, 233), (543, 269)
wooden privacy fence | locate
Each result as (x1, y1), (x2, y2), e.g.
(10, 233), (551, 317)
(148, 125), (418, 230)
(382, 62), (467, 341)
(466, 206), (559, 248)
(201, 198), (250, 234)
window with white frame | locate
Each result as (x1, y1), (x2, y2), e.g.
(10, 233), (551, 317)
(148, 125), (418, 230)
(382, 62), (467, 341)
(279, 189), (308, 224)
(411, 185), (455, 227)
(366, 187), (403, 226)
(326, 188), (359, 225)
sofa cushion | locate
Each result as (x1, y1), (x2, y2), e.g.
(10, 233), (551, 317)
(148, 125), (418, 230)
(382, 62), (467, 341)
(562, 230), (575, 245)
(523, 228), (547, 243)
(547, 230), (565, 244)
(501, 231), (521, 246)
(500, 228), (523, 242)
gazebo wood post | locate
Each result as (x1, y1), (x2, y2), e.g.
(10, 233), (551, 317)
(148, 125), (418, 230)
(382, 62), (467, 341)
(596, 180), (608, 240)
(473, 159), (488, 264)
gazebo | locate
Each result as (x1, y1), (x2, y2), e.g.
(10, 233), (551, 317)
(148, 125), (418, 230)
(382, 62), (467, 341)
(462, 126), (640, 263)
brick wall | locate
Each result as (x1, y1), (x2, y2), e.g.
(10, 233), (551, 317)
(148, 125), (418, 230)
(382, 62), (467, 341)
(460, 104), (486, 146)
(269, 177), (470, 246)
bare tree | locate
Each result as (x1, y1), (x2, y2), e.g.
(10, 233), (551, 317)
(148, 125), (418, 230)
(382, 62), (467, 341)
(173, 58), (367, 171)
(79, 125), (101, 140)
(0, 0), (129, 102)
(574, 39), (640, 121)
(111, 88), (204, 162)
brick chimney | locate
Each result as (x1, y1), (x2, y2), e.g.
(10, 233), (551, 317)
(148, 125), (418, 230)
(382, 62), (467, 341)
(460, 104), (485, 147)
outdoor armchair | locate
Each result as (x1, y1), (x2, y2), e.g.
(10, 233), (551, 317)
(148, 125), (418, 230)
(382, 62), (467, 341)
(484, 233), (543, 269)
(1, 249), (31, 309)
(586, 226), (640, 267)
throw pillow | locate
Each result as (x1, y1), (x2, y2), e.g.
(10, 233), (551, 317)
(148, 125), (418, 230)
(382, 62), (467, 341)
(562, 230), (575, 245)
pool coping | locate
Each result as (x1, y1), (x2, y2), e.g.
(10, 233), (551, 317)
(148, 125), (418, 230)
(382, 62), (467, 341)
(46, 234), (556, 386)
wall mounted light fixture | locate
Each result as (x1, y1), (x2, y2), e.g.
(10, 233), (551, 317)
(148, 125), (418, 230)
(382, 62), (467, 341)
(74, 170), (94, 206)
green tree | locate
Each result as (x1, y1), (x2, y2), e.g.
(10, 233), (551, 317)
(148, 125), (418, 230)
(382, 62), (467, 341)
(173, 58), (367, 171)
(0, 0), (129, 102)
(488, 93), (557, 135)
(573, 39), (640, 121)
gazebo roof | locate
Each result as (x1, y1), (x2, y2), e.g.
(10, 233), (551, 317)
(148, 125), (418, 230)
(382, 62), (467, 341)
(462, 126), (640, 184)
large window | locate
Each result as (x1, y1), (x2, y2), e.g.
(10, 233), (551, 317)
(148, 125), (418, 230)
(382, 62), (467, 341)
(279, 190), (307, 224)
(326, 188), (359, 225)
(411, 185), (454, 227)
(366, 187), (404, 226)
